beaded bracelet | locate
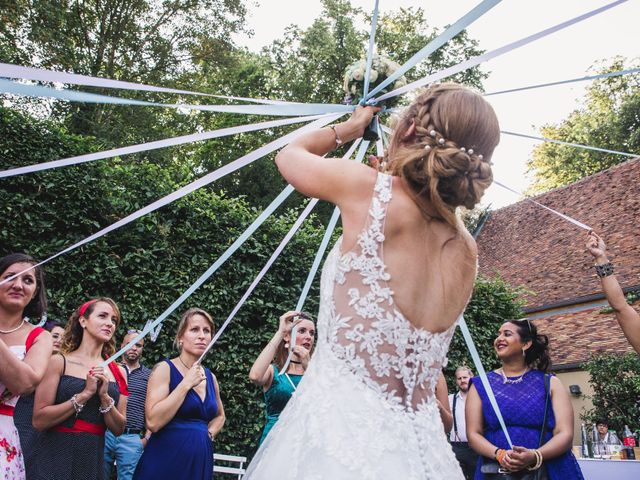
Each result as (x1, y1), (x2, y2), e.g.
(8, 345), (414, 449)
(98, 396), (115, 414)
(594, 262), (614, 278)
(495, 449), (507, 466)
(70, 394), (85, 415)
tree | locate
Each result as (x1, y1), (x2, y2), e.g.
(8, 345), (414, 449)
(582, 352), (640, 436)
(1, 0), (249, 142)
(527, 57), (640, 193)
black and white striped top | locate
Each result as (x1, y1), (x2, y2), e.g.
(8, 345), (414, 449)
(123, 363), (152, 430)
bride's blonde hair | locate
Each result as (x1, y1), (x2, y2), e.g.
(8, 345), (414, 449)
(385, 83), (499, 229)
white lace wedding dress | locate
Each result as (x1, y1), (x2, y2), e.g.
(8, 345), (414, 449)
(244, 173), (464, 479)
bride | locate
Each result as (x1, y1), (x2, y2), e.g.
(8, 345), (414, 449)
(245, 83), (499, 479)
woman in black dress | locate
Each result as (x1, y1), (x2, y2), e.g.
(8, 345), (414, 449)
(31, 298), (128, 479)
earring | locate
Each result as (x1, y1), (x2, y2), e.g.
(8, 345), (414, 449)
(522, 348), (526, 358)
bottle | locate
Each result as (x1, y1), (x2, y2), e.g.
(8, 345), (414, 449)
(623, 425), (636, 460)
(591, 423), (600, 457)
(580, 423), (590, 458)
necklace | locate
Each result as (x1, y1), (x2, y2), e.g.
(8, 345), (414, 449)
(499, 367), (529, 384)
(177, 356), (193, 369)
(0, 319), (25, 334)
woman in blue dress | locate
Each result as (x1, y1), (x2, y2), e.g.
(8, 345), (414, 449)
(134, 308), (225, 480)
(249, 311), (315, 444)
(466, 319), (584, 479)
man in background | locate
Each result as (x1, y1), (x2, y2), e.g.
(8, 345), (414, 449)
(449, 366), (478, 479)
(104, 330), (152, 480)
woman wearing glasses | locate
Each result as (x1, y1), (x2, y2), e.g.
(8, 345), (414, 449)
(249, 311), (315, 444)
(466, 319), (584, 479)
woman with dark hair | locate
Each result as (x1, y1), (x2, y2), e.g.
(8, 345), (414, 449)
(245, 83), (499, 478)
(44, 319), (66, 354)
(0, 253), (52, 479)
(134, 308), (225, 480)
(31, 298), (129, 480)
(466, 319), (584, 479)
(249, 311), (315, 444)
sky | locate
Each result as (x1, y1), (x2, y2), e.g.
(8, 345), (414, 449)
(233, 0), (640, 209)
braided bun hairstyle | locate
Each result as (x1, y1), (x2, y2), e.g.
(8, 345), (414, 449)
(386, 83), (499, 228)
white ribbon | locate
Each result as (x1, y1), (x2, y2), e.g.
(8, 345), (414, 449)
(0, 79), (352, 117)
(197, 197), (321, 363)
(0, 63), (215, 97)
(1, 113), (345, 288)
(493, 181), (592, 231)
(376, 0), (628, 102)
(501, 130), (637, 158)
(0, 114), (335, 178)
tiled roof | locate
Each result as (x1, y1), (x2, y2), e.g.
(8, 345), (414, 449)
(477, 158), (640, 311)
(533, 305), (637, 367)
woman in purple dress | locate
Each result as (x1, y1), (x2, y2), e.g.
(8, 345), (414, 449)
(466, 319), (584, 479)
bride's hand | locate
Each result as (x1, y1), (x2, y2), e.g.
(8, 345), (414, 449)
(343, 105), (381, 139)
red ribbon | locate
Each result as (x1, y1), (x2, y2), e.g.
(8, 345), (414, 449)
(0, 404), (15, 416)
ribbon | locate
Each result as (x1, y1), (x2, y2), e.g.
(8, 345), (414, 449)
(0, 114), (335, 178)
(501, 130), (637, 158)
(365, 0), (502, 101)
(104, 126), (356, 366)
(493, 181), (592, 231)
(0, 79), (353, 117)
(361, 0), (380, 101)
(485, 68), (640, 96)
(197, 197), (321, 363)
(0, 62), (217, 97)
(2, 113), (345, 289)
(283, 140), (369, 373)
(294, 140), (364, 312)
(376, 0), (628, 102)
(458, 315), (514, 448)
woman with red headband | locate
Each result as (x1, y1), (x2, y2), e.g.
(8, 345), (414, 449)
(0, 253), (52, 480)
(31, 297), (129, 480)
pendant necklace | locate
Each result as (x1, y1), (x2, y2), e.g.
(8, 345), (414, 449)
(499, 367), (529, 384)
(0, 319), (25, 334)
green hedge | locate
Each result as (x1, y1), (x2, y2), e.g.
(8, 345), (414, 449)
(1, 107), (525, 460)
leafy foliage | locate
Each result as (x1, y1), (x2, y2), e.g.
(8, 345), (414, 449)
(0, 106), (527, 459)
(582, 352), (640, 435)
(527, 58), (640, 193)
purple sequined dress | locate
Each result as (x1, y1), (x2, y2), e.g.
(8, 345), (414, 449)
(471, 370), (584, 480)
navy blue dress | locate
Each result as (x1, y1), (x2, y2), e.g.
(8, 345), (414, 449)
(471, 370), (584, 480)
(134, 360), (219, 480)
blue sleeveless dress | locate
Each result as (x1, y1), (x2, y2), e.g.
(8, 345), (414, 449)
(260, 365), (302, 444)
(471, 370), (584, 480)
(134, 360), (218, 480)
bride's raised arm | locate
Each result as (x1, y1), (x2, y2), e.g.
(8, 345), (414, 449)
(275, 106), (380, 207)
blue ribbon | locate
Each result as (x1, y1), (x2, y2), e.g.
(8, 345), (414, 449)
(0, 79), (352, 117)
(485, 68), (640, 96)
(294, 140), (365, 311)
(361, 0), (381, 102)
(365, 0), (502, 101)
(502, 130), (637, 158)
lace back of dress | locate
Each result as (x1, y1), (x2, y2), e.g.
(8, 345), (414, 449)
(329, 173), (456, 412)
